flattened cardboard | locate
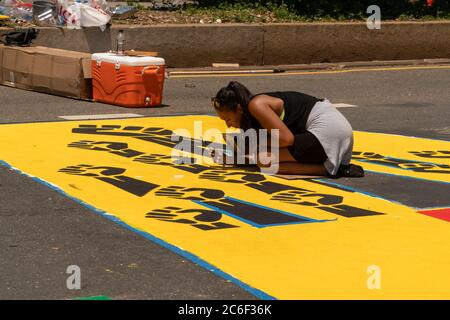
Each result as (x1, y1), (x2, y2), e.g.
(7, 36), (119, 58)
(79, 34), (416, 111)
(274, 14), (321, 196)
(124, 50), (159, 57)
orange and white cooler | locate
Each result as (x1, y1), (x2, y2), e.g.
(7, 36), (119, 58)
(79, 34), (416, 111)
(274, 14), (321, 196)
(91, 53), (165, 107)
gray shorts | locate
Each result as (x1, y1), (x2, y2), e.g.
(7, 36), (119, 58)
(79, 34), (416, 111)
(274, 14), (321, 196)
(306, 99), (354, 175)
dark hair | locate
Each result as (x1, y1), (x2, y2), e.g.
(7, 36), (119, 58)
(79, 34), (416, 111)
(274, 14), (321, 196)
(212, 81), (257, 130)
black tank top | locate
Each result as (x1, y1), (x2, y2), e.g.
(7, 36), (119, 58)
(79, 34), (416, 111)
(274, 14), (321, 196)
(246, 91), (323, 134)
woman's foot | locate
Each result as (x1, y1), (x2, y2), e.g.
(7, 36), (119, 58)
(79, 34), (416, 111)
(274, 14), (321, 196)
(335, 164), (365, 178)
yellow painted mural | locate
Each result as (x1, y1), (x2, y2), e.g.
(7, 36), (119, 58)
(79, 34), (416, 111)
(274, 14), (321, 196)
(0, 115), (448, 299)
(352, 131), (450, 183)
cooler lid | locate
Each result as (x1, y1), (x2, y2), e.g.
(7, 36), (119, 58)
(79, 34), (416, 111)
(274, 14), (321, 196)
(92, 53), (165, 66)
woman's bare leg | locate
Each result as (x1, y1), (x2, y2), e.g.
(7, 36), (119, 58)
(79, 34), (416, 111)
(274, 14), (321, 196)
(275, 162), (328, 175)
(257, 148), (328, 176)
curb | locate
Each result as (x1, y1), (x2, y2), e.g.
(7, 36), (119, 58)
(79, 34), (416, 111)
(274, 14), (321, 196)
(167, 58), (450, 74)
(1, 22), (450, 68)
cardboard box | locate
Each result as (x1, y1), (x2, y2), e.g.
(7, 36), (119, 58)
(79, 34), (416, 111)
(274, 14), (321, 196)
(0, 45), (92, 99)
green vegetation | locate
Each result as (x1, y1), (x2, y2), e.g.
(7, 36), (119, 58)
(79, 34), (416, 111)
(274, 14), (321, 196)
(183, 2), (300, 23)
(181, 0), (450, 22)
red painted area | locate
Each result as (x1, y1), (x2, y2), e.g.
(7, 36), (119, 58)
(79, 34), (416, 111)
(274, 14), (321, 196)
(418, 208), (450, 222)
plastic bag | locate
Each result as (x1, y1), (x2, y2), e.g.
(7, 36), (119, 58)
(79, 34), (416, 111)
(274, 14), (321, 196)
(90, 0), (109, 12)
(0, 0), (32, 21)
(111, 5), (136, 17)
(57, 0), (79, 28)
(78, 3), (110, 27)
(33, 0), (60, 26)
(57, 0), (110, 29)
(0, 5), (8, 15)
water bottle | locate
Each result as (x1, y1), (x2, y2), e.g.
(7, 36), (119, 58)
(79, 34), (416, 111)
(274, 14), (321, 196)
(117, 29), (124, 56)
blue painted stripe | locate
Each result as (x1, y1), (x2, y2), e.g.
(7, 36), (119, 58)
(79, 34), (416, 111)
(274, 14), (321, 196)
(224, 196), (334, 223)
(355, 158), (449, 170)
(312, 178), (404, 206)
(363, 168), (450, 185)
(193, 200), (266, 228)
(314, 172), (450, 210)
(0, 159), (276, 300)
(192, 199), (331, 228)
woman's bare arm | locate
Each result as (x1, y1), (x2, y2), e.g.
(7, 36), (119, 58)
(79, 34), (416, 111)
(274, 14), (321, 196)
(248, 97), (295, 148)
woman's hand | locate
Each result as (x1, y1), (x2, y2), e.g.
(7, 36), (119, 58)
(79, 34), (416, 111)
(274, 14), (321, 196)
(209, 148), (238, 166)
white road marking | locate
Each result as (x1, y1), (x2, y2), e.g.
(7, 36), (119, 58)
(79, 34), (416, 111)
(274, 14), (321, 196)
(332, 103), (358, 108)
(58, 113), (144, 120)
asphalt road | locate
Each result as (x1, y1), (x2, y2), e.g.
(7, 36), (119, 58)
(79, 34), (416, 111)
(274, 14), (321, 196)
(0, 64), (449, 299)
